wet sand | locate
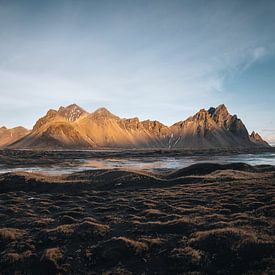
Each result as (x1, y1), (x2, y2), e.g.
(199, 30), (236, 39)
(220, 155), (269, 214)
(0, 161), (274, 274)
(0, 148), (275, 175)
(1, 147), (275, 166)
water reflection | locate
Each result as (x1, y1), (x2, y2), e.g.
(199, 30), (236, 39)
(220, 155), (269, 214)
(0, 152), (274, 175)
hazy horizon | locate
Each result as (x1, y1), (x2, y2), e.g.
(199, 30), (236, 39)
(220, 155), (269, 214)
(0, 0), (275, 143)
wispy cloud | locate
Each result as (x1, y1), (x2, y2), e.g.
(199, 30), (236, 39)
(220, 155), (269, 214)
(238, 46), (267, 73)
(0, 0), (275, 128)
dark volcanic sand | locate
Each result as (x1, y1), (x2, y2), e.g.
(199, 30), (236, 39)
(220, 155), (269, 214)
(0, 162), (274, 274)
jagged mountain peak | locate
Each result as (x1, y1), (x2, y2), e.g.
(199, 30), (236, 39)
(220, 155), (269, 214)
(46, 109), (58, 116)
(123, 117), (140, 123)
(250, 131), (270, 147)
(196, 108), (209, 116)
(250, 131), (256, 137)
(58, 103), (84, 112)
(250, 131), (263, 141)
(208, 104), (230, 123)
(7, 104), (270, 149)
(208, 104), (228, 114)
(58, 104), (87, 122)
(63, 103), (80, 108)
(207, 105), (250, 139)
(33, 104), (87, 131)
(188, 108), (212, 122)
(91, 107), (117, 119)
(216, 103), (228, 113)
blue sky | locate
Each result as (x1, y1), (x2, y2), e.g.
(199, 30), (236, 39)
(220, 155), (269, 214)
(0, 0), (274, 143)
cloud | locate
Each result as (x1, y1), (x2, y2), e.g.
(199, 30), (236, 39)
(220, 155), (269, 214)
(239, 46), (267, 73)
(0, 0), (275, 128)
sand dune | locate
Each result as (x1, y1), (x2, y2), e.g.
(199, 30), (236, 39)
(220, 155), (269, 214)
(0, 162), (274, 274)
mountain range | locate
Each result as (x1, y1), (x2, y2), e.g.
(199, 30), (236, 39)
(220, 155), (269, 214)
(2, 104), (270, 149)
(0, 126), (29, 148)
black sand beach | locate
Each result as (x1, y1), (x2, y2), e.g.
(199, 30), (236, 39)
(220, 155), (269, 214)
(0, 150), (274, 274)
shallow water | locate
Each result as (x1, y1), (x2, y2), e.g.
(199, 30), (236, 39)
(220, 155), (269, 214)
(0, 152), (275, 175)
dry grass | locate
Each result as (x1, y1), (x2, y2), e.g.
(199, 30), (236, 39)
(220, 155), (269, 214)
(41, 247), (63, 262)
(0, 162), (274, 273)
(0, 228), (25, 240)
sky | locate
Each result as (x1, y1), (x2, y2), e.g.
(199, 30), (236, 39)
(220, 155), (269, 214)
(0, 0), (275, 144)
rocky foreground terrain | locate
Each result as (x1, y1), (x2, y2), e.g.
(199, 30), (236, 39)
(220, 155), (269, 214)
(0, 162), (274, 274)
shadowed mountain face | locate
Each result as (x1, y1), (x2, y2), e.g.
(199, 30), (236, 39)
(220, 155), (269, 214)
(7, 104), (270, 149)
(250, 131), (270, 147)
(0, 126), (29, 148)
(170, 104), (254, 148)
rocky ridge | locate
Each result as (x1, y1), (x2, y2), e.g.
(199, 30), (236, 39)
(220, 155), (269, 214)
(6, 104), (270, 149)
